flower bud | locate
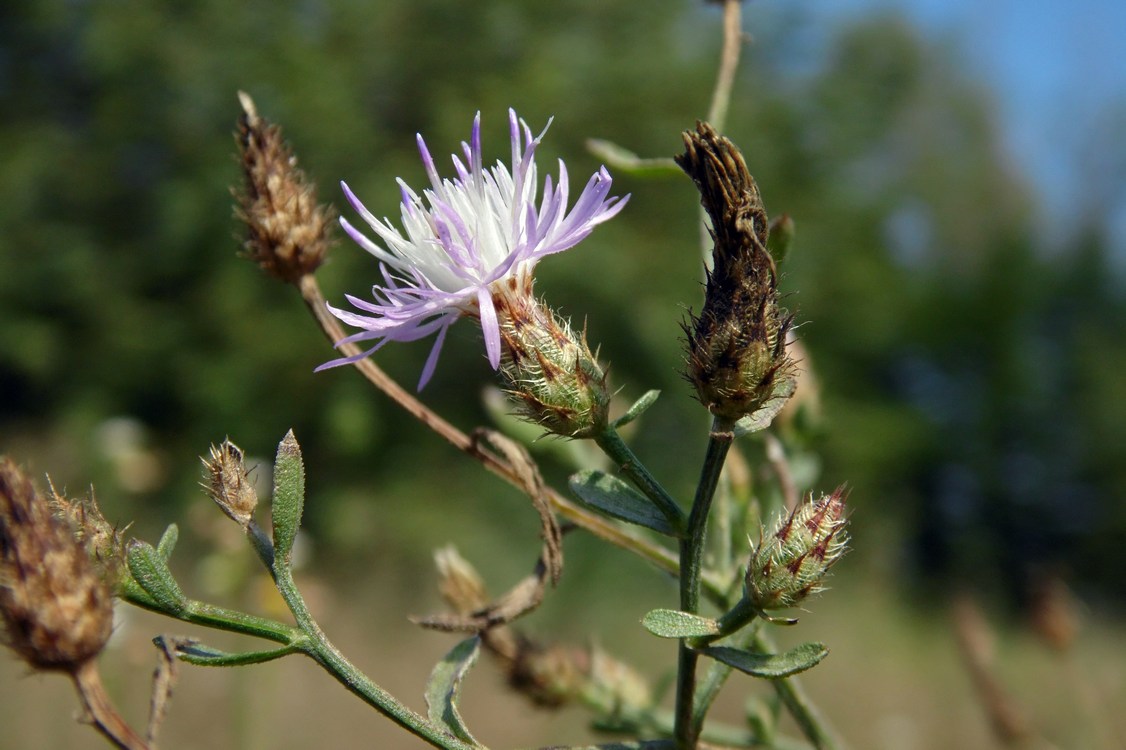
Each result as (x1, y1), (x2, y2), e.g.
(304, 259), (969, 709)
(494, 291), (610, 439)
(746, 487), (848, 611)
(235, 91), (333, 283)
(201, 439), (258, 529)
(678, 122), (798, 423)
(0, 458), (113, 671)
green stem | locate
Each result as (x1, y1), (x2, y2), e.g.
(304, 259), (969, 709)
(595, 427), (686, 534)
(674, 416), (735, 749)
(690, 621), (758, 741)
(120, 579), (303, 645)
(271, 564), (474, 750)
(753, 631), (844, 750)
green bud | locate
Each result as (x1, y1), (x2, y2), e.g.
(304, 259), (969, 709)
(494, 292), (610, 439)
(746, 487), (848, 611)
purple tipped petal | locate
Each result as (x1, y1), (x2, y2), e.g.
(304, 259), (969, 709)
(417, 323), (450, 390)
(322, 109), (626, 387)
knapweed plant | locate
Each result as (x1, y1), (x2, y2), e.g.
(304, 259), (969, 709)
(1, 5), (851, 749)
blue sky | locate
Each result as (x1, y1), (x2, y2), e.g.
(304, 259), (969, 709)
(800, 0), (1126, 254)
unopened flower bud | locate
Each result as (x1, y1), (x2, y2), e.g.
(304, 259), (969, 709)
(495, 292), (610, 439)
(0, 458), (113, 671)
(678, 122), (798, 423)
(235, 91), (333, 283)
(201, 439), (258, 529)
(746, 486), (848, 611)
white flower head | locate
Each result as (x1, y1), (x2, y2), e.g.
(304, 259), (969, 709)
(318, 109), (629, 389)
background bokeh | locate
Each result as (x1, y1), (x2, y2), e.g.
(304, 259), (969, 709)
(2, 1), (1124, 748)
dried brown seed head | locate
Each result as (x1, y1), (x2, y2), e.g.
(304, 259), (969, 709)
(0, 458), (113, 671)
(201, 439), (258, 529)
(235, 91), (333, 283)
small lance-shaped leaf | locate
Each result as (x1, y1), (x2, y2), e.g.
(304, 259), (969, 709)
(126, 539), (188, 616)
(170, 639), (297, 668)
(585, 139), (682, 176)
(569, 470), (678, 536)
(642, 609), (720, 639)
(425, 636), (481, 747)
(699, 642), (828, 679)
(157, 523), (179, 561)
(271, 430), (305, 568)
(733, 378), (798, 437)
(611, 390), (661, 429)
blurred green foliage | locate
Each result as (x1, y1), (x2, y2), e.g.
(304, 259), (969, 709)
(2, 0), (1124, 607)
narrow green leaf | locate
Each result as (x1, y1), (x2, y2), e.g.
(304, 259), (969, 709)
(642, 609), (720, 639)
(170, 639), (297, 667)
(611, 390), (661, 429)
(569, 470), (677, 536)
(425, 636), (481, 746)
(271, 429), (305, 568)
(126, 539), (187, 616)
(156, 523), (179, 560)
(699, 642), (828, 679)
(585, 139), (682, 176)
(733, 379), (798, 437)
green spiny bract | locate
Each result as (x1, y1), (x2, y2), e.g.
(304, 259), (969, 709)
(746, 487), (849, 612)
(495, 291), (610, 440)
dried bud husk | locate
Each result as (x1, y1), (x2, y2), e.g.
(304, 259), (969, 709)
(0, 458), (113, 671)
(746, 486), (848, 611)
(201, 439), (258, 529)
(678, 122), (798, 423)
(235, 91), (333, 283)
(494, 289), (610, 439)
(48, 484), (125, 584)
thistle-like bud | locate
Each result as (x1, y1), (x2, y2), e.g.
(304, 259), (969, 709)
(678, 122), (798, 423)
(746, 486), (848, 611)
(0, 458), (113, 671)
(494, 291), (610, 439)
(201, 439), (258, 529)
(235, 91), (333, 283)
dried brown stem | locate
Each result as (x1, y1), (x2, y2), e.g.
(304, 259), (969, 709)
(73, 660), (150, 750)
(951, 593), (1031, 747)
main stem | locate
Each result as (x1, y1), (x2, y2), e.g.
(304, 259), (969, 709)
(674, 416), (735, 749)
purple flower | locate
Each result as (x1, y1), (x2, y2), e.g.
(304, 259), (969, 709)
(318, 109), (629, 389)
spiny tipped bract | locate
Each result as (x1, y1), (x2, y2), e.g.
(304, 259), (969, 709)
(495, 290), (610, 439)
(746, 487), (849, 611)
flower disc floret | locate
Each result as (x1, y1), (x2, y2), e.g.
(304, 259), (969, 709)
(318, 109), (628, 389)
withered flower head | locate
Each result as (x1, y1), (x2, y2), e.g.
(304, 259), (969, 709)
(201, 439), (258, 529)
(745, 486), (849, 612)
(0, 458), (113, 671)
(48, 483), (125, 582)
(235, 91), (333, 283)
(678, 121), (798, 423)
